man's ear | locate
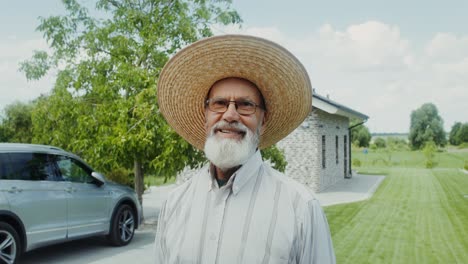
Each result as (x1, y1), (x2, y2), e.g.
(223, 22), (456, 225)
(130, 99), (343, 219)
(260, 111), (267, 135)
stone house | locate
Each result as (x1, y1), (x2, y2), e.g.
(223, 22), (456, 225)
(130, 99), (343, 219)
(277, 93), (368, 192)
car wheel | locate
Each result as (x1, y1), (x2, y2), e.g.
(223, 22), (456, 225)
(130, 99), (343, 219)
(0, 222), (20, 264)
(108, 204), (135, 246)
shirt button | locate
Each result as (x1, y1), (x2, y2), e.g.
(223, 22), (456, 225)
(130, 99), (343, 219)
(210, 234), (217, 240)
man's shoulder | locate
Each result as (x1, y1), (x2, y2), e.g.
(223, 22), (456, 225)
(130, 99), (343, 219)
(165, 166), (207, 201)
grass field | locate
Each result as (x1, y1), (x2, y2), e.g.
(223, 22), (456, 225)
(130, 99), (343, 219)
(324, 149), (468, 263)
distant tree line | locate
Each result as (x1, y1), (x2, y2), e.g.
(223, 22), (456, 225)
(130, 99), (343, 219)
(409, 103), (467, 149)
(349, 102), (467, 150)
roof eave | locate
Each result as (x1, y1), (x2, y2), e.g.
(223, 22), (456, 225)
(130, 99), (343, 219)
(312, 95), (369, 122)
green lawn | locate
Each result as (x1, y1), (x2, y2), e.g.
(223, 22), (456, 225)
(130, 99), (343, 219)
(352, 148), (468, 169)
(325, 150), (468, 263)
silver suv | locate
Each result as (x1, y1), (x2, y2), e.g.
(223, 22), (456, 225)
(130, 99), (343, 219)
(0, 143), (142, 264)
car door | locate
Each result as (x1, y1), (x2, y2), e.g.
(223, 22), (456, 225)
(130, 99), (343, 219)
(54, 155), (111, 238)
(0, 152), (68, 249)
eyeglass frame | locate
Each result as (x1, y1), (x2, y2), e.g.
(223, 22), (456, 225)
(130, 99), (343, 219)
(205, 98), (266, 115)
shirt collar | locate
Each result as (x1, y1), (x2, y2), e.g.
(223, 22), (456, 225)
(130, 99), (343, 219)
(206, 150), (263, 195)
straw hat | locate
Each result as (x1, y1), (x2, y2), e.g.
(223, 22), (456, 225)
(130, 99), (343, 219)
(158, 34), (312, 150)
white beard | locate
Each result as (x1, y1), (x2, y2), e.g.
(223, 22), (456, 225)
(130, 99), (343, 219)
(204, 121), (259, 171)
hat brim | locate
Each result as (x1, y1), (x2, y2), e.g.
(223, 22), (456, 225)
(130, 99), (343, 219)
(158, 34), (312, 150)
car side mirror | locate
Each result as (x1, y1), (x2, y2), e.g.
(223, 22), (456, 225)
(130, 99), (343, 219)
(91, 172), (106, 185)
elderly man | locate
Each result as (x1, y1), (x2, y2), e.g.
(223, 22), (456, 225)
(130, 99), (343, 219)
(155, 35), (335, 264)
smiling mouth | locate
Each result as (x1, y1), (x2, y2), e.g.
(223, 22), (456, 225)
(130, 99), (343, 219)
(215, 128), (246, 137)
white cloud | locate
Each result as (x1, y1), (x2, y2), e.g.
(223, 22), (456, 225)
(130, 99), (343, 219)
(425, 33), (468, 62)
(0, 37), (54, 111)
(213, 21), (468, 133)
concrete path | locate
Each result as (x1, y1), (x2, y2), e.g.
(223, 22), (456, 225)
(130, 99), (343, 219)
(316, 174), (385, 206)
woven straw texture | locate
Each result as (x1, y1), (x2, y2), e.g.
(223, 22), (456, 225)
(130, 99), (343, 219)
(158, 34), (312, 150)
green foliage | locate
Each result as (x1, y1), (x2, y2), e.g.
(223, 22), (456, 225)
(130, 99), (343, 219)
(459, 142), (468, 149)
(352, 158), (361, 167)
(351, 124), (371, 148)
(464, 160), (468, 170)
(409, 103), (447, 149)
(261, 145), (287, 172)
(20, 0), (242, 204)
(352, 147), (468, 170)
(145, 175), (176, 187)
(0, 102), (34, 143)
(106, 167), (134, 188)
(449, 122), (462, 145)
(374, 137), (386, 148)
(386, 137), (408, 151)
(449, 122), (468, 146)
(423, 141), (437, 168)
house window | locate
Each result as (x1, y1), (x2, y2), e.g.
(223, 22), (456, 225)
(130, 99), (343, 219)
(336, 135), (339, 164)
(322, 135), (326, 169)
(344, 135), (348, 176)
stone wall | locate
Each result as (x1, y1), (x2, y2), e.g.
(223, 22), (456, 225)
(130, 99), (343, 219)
(277, 108), (350, 192)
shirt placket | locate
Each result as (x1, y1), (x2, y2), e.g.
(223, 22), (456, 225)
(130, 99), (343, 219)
(203, 185), (232, 264)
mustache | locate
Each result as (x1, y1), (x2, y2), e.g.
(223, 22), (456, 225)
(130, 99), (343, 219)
(210, 121), (248, 136)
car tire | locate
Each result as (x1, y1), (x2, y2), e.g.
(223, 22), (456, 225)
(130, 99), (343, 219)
(108, 204), (136, 246)
(0, 222), (21, 264)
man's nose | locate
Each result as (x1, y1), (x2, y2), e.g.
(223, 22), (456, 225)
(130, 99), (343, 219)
(222, 102), (240, 122)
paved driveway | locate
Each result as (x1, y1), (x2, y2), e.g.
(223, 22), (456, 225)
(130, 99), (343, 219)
(19, 186), (174, 264)
(20, 226), (156, 264)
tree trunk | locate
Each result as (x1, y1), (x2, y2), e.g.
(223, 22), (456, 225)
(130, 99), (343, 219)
(134, 159), (144, 220)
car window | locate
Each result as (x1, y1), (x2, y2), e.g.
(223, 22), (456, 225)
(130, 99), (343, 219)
(0, 152), (57, 181)
(55, 155), (94, 183)
(0, 153), (9, 179)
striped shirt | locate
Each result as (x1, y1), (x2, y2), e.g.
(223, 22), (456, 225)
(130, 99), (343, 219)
(154, 151), (336, 264)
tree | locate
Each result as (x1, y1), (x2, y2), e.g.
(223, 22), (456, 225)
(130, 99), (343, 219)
(20, 0), (241, 206)
(455, 123), (468, 145)
(449, 122), (462, 145)
(0, 102), (34, 143)
(449, 122), (468, 146)
(351, 124), (371, 148)
(408, 103), (446, 149)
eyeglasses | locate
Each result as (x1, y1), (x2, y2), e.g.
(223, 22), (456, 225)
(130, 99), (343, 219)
(205, 98), (264, 115)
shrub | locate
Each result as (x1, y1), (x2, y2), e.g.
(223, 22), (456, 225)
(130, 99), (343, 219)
(423, 141), (437, 169)
(458, 142), (468, 149)
(387, 137), (408, 151)
(425, 159), (435, 169)
(374, 137), (386, 148)
(464, 160), (468, 171)
(352, 158), (362, 167)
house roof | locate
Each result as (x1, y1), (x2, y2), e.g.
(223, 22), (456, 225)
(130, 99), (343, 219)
(312, 93), (369, 121)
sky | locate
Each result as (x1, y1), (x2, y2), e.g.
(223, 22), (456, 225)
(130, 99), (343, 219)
(1, 0), (467, 133)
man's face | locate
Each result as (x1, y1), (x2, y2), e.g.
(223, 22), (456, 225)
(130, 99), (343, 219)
(203, 78), (266, 170)
(205, 78), (266, 139)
